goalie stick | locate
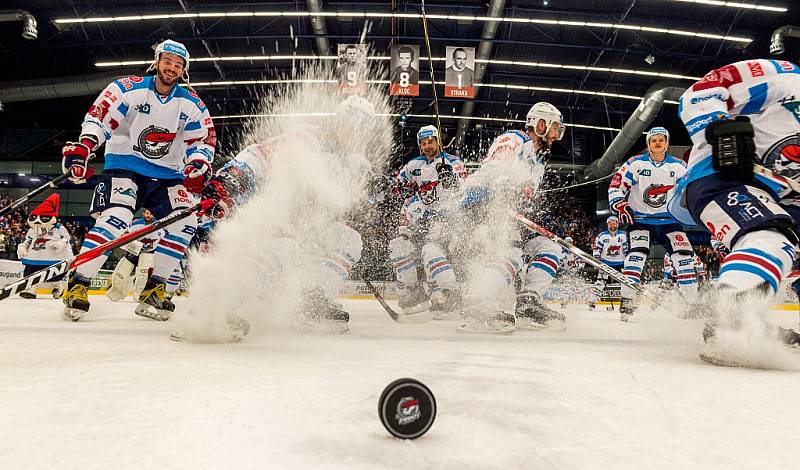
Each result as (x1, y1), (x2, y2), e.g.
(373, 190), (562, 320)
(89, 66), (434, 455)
(0, 202), (201, 301)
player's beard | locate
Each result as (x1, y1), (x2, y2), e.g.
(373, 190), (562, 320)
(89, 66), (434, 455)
(157, 69), (179, 88)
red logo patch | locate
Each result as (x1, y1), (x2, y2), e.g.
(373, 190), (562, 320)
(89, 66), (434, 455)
(692, 64), (742, 92)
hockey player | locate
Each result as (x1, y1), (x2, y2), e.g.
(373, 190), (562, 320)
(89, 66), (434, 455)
(669, 58), (800, 346)
(105, 209), (165, 304)
(588, 216), (628, 309)
(16, 194), (72, 299)
(609, 127), (698, 322)
(389, 125), (465, 317)
(457, 102), (566, 333)
(694, 254), (708, 286)
(555, 237), (584, 308)
(661, 254), (677, 289)
(60, 40), (215, 322)
(181, 95), (377, 340)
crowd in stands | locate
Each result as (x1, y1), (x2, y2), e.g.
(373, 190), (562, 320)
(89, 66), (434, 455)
(0, 193), (88, 260)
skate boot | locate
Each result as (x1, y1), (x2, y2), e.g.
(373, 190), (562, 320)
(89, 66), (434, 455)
(619, 297), (636, 322)
(515, 291), (566, 329)
(457, 307), (515, 334)
(431, 288), (461, 320)
(298, 287), (350, 333)
(588, 301), (596, 310)
(19, 288), (36, 299)
(51, 283), (65, 300)
(62, 275), (91, 321)
(778, 327), (800, 347)
(135, 277), (174, 321)
(397, 284), (432, 323)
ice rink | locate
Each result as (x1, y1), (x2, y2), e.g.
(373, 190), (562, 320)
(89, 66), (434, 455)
(1, 295), (799, 469)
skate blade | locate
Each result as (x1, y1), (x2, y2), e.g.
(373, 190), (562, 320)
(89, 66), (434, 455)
(432, 310), (459, 321)
(134, 303), (171, 321)
(457, 317), (515, 335)
(169, 331), (245, 343)
(296, 319), (350, 334)
(699, 353), (744, 368)
(396, 309), (433, 324)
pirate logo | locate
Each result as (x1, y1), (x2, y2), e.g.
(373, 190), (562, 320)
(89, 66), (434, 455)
(418, 180), (439, 205)
(762, 135), (800, 182)
(133, 125), (177, 159)
(643, 184), (673, 208)
(395, 396), (421, 425)
(607, 245), (621, 256)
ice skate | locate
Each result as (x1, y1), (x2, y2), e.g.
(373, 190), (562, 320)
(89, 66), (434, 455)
(135, 277), (174, 321)
(619, 297), (635, 322)
(588, 301), (596, 310)
(514, 291), (566, 329)
(396, 284), (432, 324)
(170, 315), (250, 343)
(457, 307), (515, 335)
(431, 289), (460, 320)
(297, 287), (350, 333)
(62, 275), (91, 321)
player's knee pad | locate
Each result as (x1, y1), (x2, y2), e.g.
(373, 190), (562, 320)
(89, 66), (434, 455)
(421, 242), (455, 288)
(665, 230), (694, 257)
(628, 229), (650, 254)
(523, 234), (560, 258)
(337, 224), (363, 266)
(389, 236), (418, 283)
(83, 206), (134, 248)
(721, 229), (796, 293)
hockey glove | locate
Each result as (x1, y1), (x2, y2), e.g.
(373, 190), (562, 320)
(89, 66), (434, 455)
(198, 179), (232, 220)
(182, 159), (213, 194)
(436, 162), (458, 189)
(16, 245), (28, 260)
(62, 137), (97, 184)
(610, 199), (634, 225)
(46, 239), (68, 252)
(705, 116), (757, 181)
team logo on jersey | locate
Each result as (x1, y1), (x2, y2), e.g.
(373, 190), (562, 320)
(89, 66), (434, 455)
(607, 245), (621, 256)
(133, 125), (177, 159)
(762, 135), (800, 180)
(643, 184), (674, 208)
(418, 180), (439, 205)
(32, 238), (48, 251)
(781, 101), (800, 124)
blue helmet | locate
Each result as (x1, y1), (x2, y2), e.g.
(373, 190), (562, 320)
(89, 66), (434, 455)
(646, 127), (669, 143)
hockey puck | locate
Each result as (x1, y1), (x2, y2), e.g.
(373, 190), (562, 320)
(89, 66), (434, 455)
(378, 378), (436, 439)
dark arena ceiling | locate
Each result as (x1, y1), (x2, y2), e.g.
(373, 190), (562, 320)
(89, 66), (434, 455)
(0, 0), (798, 166)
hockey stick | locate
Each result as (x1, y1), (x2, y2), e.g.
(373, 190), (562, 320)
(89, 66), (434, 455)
(0, 173), (69, 218)
(363, 278), (400, 322)
(0, 203), (201, 301)
(754, 164), (800, 193)
(513, 211), (674, 313)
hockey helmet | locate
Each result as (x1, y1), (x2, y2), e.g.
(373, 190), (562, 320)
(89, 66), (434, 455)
(646, 127), (669, 143)
(148, 39), (191, 81)
(526, 102), (565, 140)
(564, 236), (574, 245)
(417, 125), (439, 143)
(336, 95), (376, 131)
(607, 215), (619, 224)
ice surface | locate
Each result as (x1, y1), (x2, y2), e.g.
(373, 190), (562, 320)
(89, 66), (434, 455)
(1, 296), (800, 469)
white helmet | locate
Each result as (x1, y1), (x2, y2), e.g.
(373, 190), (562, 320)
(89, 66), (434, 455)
(564, 236), (574, 244)
(417, 125), (438, 143)
(148, 39), (191, 81)
(337, 95), (376, 130)
(526, 102), (565, 140)
(646, 126), (669, 143)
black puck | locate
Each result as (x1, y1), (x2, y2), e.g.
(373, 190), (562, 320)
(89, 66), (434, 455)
(378, 378), (436, 439)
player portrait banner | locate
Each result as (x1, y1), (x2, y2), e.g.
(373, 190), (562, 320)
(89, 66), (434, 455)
(389, 45), (420, 97)
(337, 43), (368, 96)
(444, 46), (475, 99)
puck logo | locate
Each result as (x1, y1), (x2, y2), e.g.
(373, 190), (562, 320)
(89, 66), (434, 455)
(379, 378), (436, 440)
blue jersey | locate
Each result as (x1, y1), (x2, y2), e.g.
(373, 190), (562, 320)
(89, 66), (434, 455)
(80, 75), (216, 180)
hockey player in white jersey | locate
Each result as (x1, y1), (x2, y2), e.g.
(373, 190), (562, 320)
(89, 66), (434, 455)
(60, 40), (215, 322)
(389, 125), (464, 318)
(177, 95), (377, 340)
(588, 216), (628, 309)
(16, 194), (73, 299)
(457, 102), (566, 333)
(609, 127), (698, 321)
(105, 208), (165, 304)
(669, 58), (800, 347)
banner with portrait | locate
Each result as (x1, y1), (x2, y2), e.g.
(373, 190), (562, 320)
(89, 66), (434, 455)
(389, 45), (420, 96)
(336, 43), (368, 96)
(444, 46), (475, 99)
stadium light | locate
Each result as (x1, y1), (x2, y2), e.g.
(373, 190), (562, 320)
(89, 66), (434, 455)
(55, 11), (752, 43)
(96, 54), (701, 81)
(669, 0), (787, 12)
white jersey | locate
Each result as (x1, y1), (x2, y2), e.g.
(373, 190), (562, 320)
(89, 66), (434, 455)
(671, 59), (800, 224)
(694, 255), (707, 277)
(663, 254), (676, 280)
(81, 75), (216, 180)
(592, 230), (628, 267)
(122, 217), (165, 256)
(559, 250), (583, 274)
(19, 224), (73, 266)
(397, 151), (466, 187)
(462, 130), (546, 207)
(397, 193), (450, 237)
(608, 153), (687, 224)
